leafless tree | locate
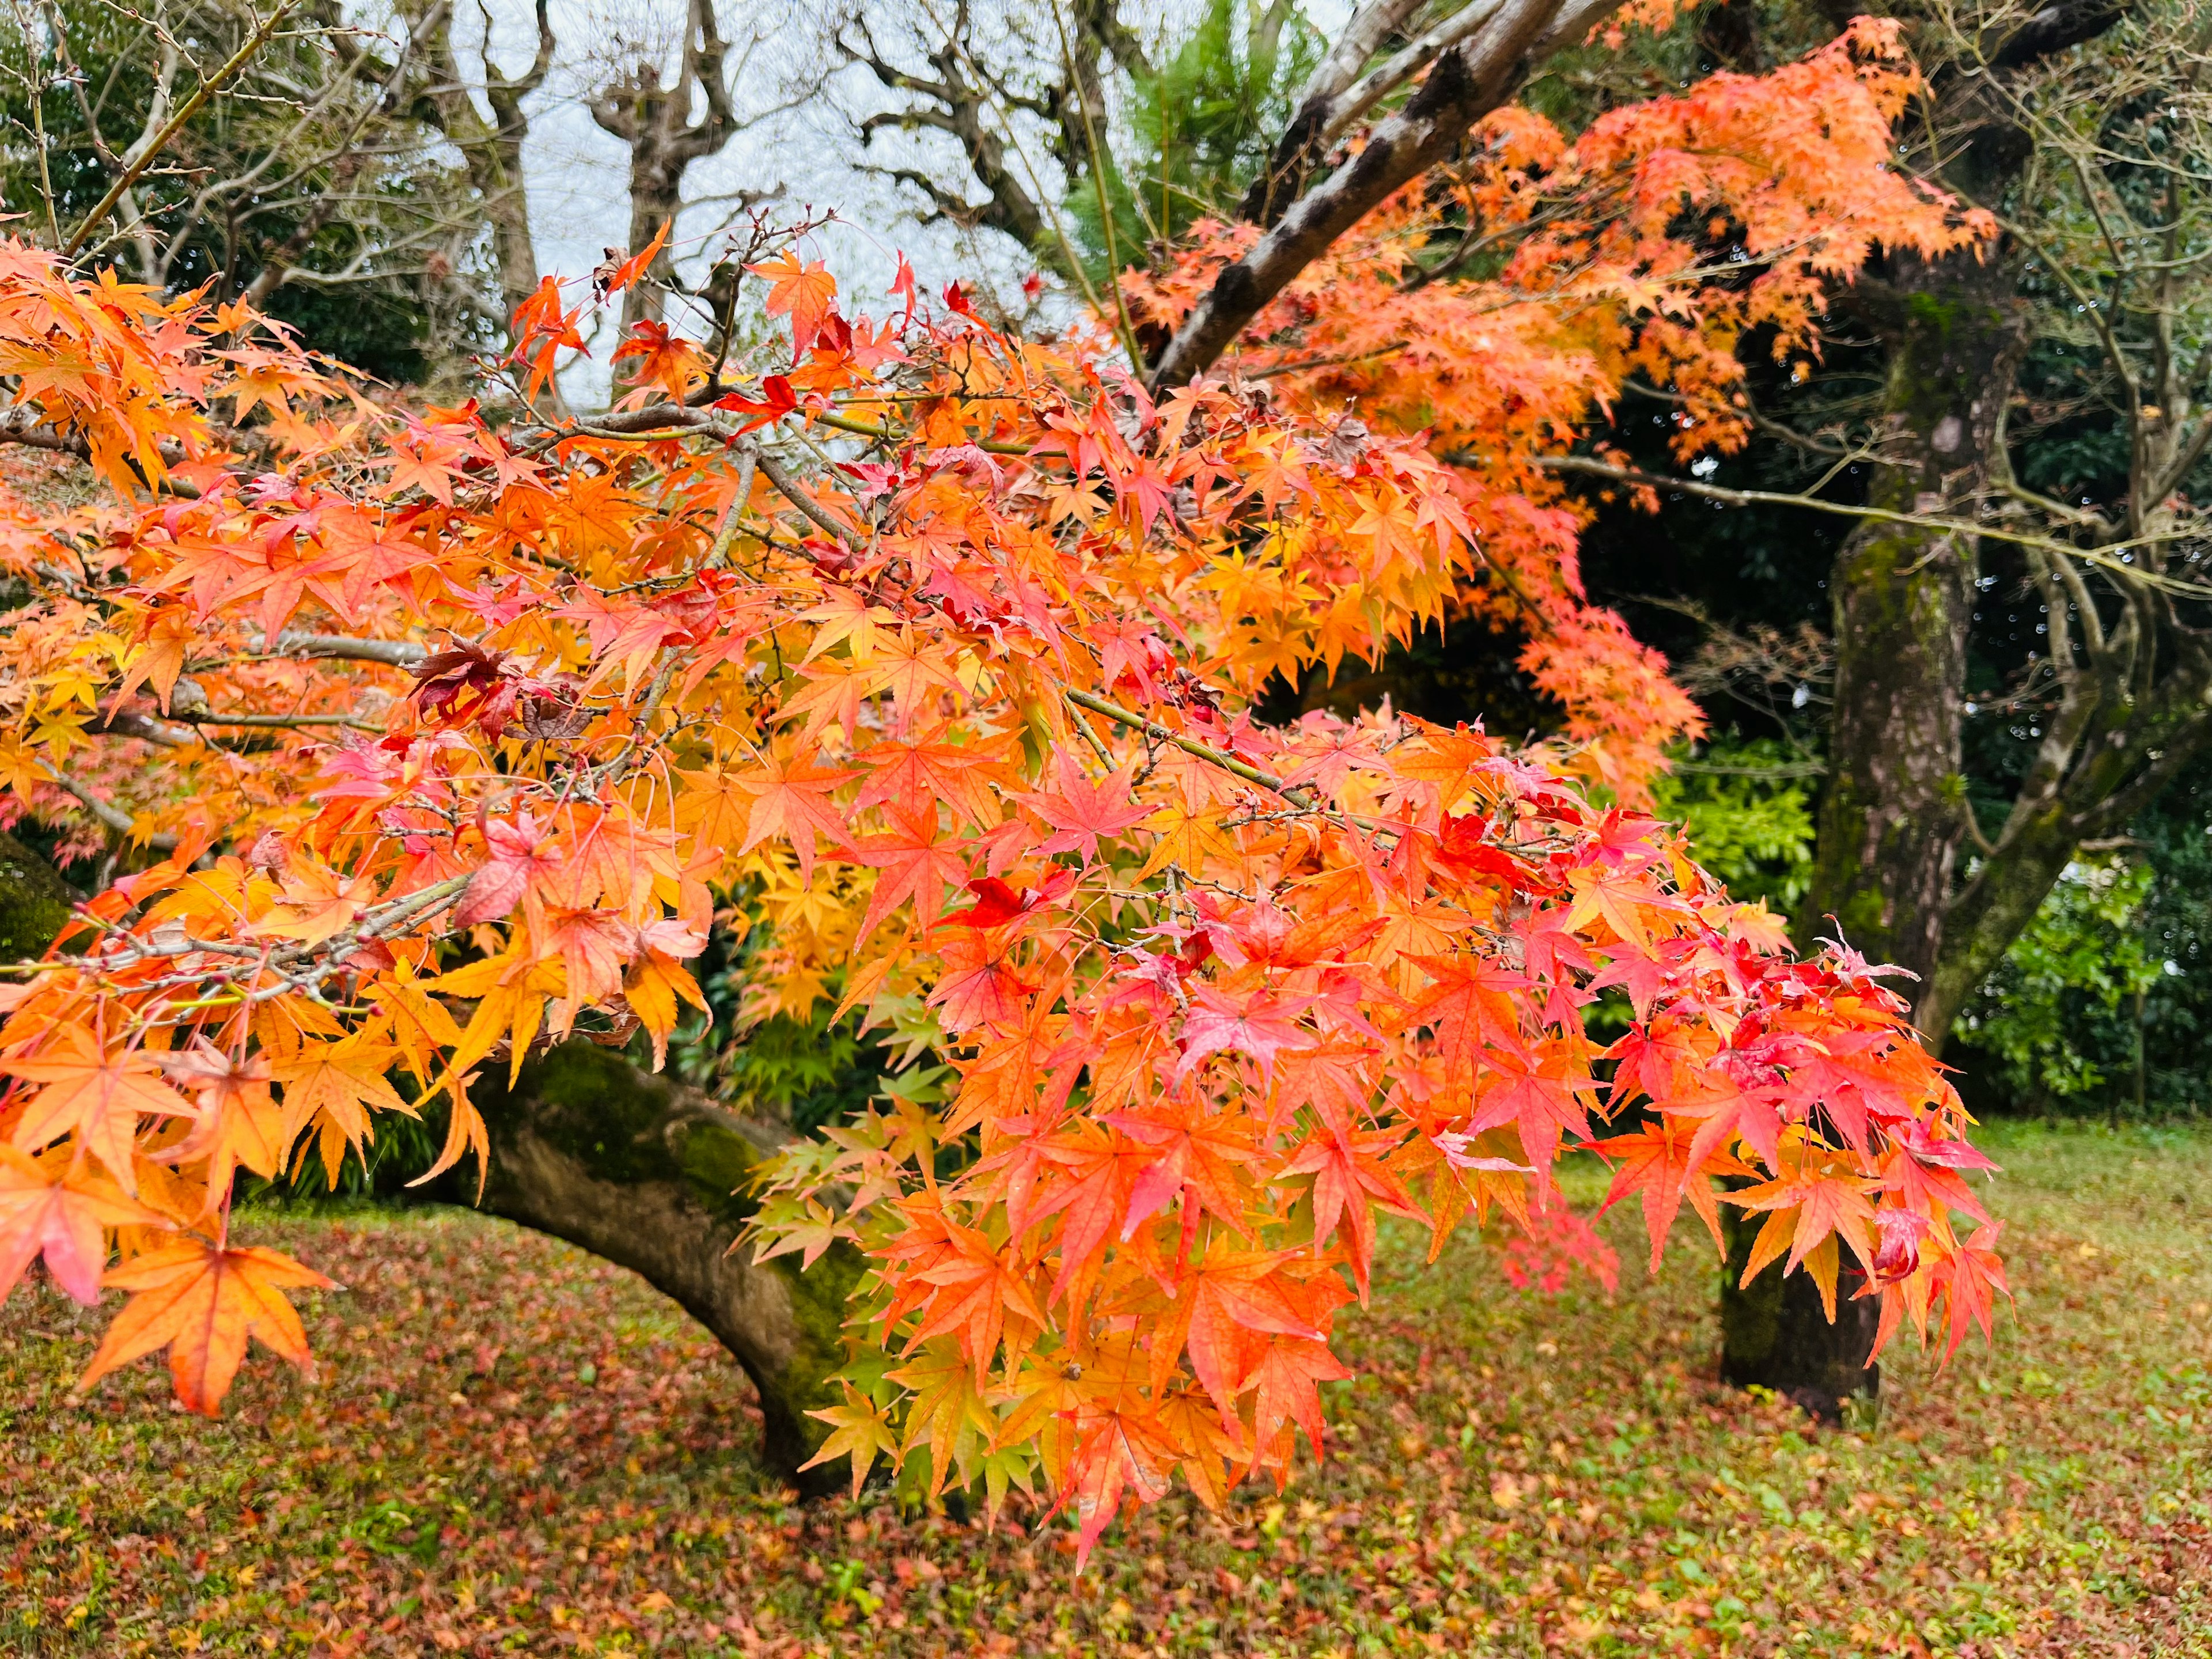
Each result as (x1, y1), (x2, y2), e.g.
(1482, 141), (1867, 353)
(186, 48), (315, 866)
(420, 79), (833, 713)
(828, 0), (1632, 378)
(5, 1), (467, 302)
(828, 0), (1164, 266)
(0, 0), (554, 370)
(391, 0), (559, 324)
(583, 0), (802, 329)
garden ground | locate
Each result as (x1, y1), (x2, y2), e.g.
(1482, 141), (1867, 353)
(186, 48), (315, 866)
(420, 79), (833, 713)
(4, 1122), (2208, 1657)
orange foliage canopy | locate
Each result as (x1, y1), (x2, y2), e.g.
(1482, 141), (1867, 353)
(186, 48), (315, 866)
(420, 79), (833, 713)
(1127, 18), (1993, 789)
(0, 29), (2001, 1559)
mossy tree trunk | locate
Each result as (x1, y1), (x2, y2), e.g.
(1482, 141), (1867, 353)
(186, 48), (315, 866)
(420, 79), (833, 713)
(1742, 1), (2162, 1415)
(1, 830), (858, 1493)
(467, 1041), (863, 1495)
(1772, 252), (2030, 1411)
(1799, 257), (2029, 1001)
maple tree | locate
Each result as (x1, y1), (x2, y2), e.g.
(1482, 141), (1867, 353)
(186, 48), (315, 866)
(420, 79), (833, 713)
(0, 21), (2014, 1552)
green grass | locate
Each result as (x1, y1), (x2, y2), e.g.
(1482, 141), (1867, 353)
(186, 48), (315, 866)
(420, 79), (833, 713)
(4, 1122), (2208, 1656)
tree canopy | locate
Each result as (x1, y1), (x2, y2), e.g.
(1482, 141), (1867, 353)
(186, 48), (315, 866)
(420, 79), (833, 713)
(0, 36), (2010, 1541)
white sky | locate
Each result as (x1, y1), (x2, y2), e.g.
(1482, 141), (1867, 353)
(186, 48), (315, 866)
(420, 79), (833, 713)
(432, 0), (1349, 401)
(444, 0), (1088, 400)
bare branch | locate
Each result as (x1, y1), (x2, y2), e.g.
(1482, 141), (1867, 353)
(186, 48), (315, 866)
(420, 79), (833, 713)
(64, 2), (298, 260)
(1535, 454), (2212, 596)
(267, 633), (430, 667)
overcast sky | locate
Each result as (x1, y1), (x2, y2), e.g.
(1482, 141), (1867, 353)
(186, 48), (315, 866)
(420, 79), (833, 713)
(441, 0), (1080, 399)
(429, 0), (1350, 400)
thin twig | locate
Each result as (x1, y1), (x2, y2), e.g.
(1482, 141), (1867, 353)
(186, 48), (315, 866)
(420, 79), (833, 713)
(1063, 688), (1314, 805)
(1536, 455), (2212, 599)
(40, 764), (180, 850)
(62, 2), (298, 259)
(754, 450), (859, 548)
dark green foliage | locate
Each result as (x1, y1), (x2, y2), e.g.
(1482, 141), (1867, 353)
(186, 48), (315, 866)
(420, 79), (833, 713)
(1650, 736), (1815, 914)
(1577, 370), (1863, 691)
(1257, 615), (1565, 741)
(1953, 757), (2212, 1121)
(669, 918), (897, 1136)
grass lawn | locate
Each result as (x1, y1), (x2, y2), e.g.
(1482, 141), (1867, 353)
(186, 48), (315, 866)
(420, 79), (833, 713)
(4, 1120), (2207, 1657)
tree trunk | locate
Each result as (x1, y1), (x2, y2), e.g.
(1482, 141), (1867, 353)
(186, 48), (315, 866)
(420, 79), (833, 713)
(482, 151), (543, 323)
(1765, 255), (2028, 1408)
(1718, 1194), (1880, 1425)
(467, 1040), (863, 1495)
(1799, 260), (2028, 1002)
(1915, 815), (2077, 1047)
(397, 0), (554, 328)
(621, 174), (681, 331)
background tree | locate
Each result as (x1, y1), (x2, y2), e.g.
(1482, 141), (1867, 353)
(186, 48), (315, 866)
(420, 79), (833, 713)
(831, 0), (1068, 257)
(1550, 0), (2212, 1404)
(389, 0), (559, 329)
(584, 0), (799, 330)
(0, 0), (491, 382)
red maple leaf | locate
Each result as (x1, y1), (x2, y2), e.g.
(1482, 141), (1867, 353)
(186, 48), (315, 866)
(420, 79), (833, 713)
(457, 811), (562, 929)
(0, 1148), (160, 1304)
(1021, 752), (1151, 866)
(853, 804), (972, 941)
(733, 747), (858, 884)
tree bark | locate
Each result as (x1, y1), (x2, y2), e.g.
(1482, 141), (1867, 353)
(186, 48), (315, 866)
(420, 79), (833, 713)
(1762, 257), (2028, 1408)
(589, 0), (757, 332)
(620, 172), (684, 331)
(1718, 1192), (1880, 1425)
(468, 1040), (863, 1495)
(1799, 256), (2030, 1008)
(399, 0), (554, 324)
(1146, 0), (1623, 390)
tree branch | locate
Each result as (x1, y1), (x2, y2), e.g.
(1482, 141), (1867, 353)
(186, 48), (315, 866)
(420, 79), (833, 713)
(64, 2), (298, 260)
(1147, 0), (1601, 391)
(40, 766), (180, 851)
(266, 633), (430, 666)
(1535, 455), (2212, 596)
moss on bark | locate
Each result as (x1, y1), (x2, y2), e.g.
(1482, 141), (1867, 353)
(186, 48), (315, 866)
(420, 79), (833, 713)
(0, 829), (78, 960)
(1773, 251), (2029, 1410)
(469, 1041), (863, 1493)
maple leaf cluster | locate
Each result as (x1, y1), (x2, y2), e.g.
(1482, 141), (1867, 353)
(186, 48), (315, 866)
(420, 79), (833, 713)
(1123, 18), (1997, 794)
(0, 36), (2003, 1559)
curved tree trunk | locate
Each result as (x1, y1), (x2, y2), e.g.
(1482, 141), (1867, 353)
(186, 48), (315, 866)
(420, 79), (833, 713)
(467, 1040), (863, 1495)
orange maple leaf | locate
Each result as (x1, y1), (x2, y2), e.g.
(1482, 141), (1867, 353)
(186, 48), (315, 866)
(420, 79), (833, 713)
(0, 1146), (162, 1304)
(7, 1039), (199, 1193)
(78, 1239), (335, 1415)
(748, 251), (839, 357)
